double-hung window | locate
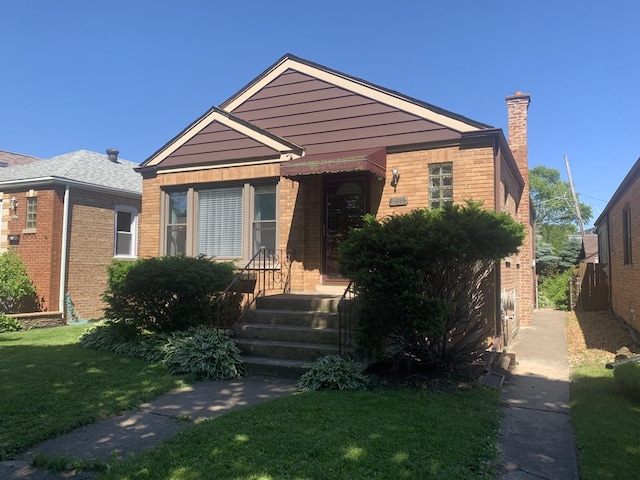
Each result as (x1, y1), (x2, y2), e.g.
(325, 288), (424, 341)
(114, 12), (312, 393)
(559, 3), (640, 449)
(114, 206), (138, 258)
(166, 191), (188, 255)
(429, 162), (453, 209)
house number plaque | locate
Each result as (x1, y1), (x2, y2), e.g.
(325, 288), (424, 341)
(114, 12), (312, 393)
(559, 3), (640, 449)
(389, 196), (408, 207)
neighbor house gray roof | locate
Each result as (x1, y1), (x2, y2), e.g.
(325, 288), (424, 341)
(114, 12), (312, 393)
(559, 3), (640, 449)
(0, 150), (141, 196)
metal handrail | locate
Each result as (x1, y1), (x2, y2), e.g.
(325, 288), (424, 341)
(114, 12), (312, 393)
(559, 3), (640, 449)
(337, 281), (359, 356)
(214, 247), (292, 327)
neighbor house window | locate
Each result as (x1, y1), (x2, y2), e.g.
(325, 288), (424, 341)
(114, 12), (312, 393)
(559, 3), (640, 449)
(163, 183), (277, 260)
(429, 162), (453, 208)
(623, 206), (632, 265)
(114, 206), (138, 258)
(166, 191), (188, 255)
(26, 197), (37, 229)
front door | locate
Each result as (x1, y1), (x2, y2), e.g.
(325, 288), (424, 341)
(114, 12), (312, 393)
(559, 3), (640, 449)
(323, 176), (367, 280)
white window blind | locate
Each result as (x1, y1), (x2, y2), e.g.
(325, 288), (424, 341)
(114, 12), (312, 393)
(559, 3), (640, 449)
(197, 187), (243, 257)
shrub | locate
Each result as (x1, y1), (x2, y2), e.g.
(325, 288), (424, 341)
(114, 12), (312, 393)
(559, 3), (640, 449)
(0, 313), (23, 333)
(339, 203), (524, 369)
(102, 255), (238, 333)
(614, 361), (640, 402)
(161, 327), (245, 379)
(297, 355), (370, 391)
(0, 249), (37, 313)
(538, 269), (573, 310)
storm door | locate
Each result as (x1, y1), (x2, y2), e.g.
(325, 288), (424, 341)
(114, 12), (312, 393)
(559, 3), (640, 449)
(323, 176), (367, 280)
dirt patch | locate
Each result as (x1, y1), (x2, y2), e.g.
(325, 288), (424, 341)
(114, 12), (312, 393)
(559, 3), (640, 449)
(566, 310), (640, 368)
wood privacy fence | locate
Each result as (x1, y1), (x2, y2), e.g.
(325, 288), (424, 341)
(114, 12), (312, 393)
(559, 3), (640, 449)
(575, 262), (608, 311)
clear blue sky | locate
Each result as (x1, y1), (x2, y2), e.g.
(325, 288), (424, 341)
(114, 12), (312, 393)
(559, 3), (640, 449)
(2, 1), (639, 226)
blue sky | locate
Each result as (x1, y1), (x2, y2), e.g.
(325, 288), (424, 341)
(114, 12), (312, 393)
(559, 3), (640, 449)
(2, 1), (638, 226)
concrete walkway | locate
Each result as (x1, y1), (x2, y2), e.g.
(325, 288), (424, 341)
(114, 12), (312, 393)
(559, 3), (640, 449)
(497, 309), (580, 479)
(1, 309), (581, 479)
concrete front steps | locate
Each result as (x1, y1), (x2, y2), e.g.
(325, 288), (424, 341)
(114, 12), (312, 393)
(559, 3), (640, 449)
(233, 293), (344, 378)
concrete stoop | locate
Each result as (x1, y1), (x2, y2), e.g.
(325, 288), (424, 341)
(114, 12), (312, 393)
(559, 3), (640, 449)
(233, 294), (346, 378)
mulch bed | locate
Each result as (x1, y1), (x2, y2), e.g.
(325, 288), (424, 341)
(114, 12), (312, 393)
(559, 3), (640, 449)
(566, 310), (640, 368)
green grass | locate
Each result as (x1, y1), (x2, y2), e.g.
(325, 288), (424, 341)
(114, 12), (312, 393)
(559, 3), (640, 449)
(0, 325), (190, 459)
(97, 387), (501, 480)
(570, 364), (640, 479)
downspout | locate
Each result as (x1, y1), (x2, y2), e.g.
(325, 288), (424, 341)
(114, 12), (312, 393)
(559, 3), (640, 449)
(59, 185), (70, 315)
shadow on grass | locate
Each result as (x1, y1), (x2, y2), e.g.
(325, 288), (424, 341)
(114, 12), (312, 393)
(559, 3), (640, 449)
(570, 371), (640, 478)
(0, 342), (187, 459)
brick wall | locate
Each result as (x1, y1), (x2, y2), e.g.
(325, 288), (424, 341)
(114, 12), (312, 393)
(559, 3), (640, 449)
(606, 176), (640, 331)
(66, 190), (141, 320)
(1, 188), (64, 312)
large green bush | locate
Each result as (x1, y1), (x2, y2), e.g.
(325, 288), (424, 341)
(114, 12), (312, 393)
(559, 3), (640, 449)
(102, 255), (238, 333)
(339, 203), (524, 369)
(0, 249), (37, 313)
(0, 313), (23, 333)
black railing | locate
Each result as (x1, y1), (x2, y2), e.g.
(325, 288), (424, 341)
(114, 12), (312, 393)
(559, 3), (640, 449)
(215, 248), (292, 327)
(338, 281), (359, 356)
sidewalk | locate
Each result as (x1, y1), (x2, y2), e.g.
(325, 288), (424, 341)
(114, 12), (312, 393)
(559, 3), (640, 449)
(1, 377), (297, 479)
(497, 309), (580, 479)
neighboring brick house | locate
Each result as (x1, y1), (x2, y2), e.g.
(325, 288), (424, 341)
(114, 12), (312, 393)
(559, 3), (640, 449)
(0, 150), (42, 168)
(594, 157), (640, 330)
(136, 54), (534, 346)
(0, 149), (141, 320)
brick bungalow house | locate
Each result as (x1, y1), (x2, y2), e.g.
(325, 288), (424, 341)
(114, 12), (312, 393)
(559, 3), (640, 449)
(0, 149), (141, 321)
(0, 150), (42, 168)
(594, 157), (640, 330)
(136, 54), (534, 348)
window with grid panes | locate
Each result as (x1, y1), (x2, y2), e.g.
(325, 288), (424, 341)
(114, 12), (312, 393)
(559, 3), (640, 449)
(166, 191), (187, 255)
(26, 197), (37, 229)
(429, 163), (453, 208)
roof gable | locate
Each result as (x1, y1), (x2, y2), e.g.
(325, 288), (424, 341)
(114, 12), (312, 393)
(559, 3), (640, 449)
(142, 54), (495, 172)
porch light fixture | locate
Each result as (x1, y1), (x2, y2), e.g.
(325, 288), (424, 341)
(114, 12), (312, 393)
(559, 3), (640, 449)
(391, 168), (400, 192)
(10, 197), (18, 211)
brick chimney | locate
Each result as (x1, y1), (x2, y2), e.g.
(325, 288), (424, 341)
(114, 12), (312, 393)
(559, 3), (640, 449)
(506, 91), (530, 182)
(505, 91), (533, 326)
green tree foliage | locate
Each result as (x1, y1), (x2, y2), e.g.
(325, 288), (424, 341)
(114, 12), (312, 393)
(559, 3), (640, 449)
(0, 249), (37, 313)
(558, 238), (582, 270)
(535, 240), (560, 277)
(538, 269), (573, 309)
(530, 166), (592, 235)
(102, 255), (237, 334)
(339, 203), (524, 368)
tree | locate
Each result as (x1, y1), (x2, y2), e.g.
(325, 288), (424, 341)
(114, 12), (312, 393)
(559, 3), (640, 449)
(530, 166), (593, 252)
(339, 202), (524, 369)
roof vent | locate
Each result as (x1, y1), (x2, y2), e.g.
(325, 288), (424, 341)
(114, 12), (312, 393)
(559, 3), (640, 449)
(106, 148), (119, 163)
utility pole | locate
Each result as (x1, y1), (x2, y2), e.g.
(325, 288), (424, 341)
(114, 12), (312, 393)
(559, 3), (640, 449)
(564, 155), (585, 239)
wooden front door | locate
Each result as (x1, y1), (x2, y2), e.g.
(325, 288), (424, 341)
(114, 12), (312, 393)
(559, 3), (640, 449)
(323, 176), (367, 280)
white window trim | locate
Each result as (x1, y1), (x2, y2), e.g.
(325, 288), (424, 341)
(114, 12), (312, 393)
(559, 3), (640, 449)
(114, 205), (138, 259)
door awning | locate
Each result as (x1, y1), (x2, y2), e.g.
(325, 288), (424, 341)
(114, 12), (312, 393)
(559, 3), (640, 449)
(280, 148), (386, 177)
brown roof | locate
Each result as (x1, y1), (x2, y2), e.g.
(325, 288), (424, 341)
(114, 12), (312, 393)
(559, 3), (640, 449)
(0, 150), (42, 167)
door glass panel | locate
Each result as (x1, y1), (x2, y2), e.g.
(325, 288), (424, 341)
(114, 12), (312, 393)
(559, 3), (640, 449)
(325, 179), (365, 279)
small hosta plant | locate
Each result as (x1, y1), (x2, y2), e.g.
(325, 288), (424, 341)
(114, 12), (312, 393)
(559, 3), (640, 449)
(161, 326), (246, 380)
(297, 355), (370, 392)
(0, 313), (23, 333)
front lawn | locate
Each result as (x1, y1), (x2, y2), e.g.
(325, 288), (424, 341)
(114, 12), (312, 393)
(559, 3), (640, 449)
(0, 325), (191, 459)
(567, 311), (640, 479)
(98, 387), (500, 480)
